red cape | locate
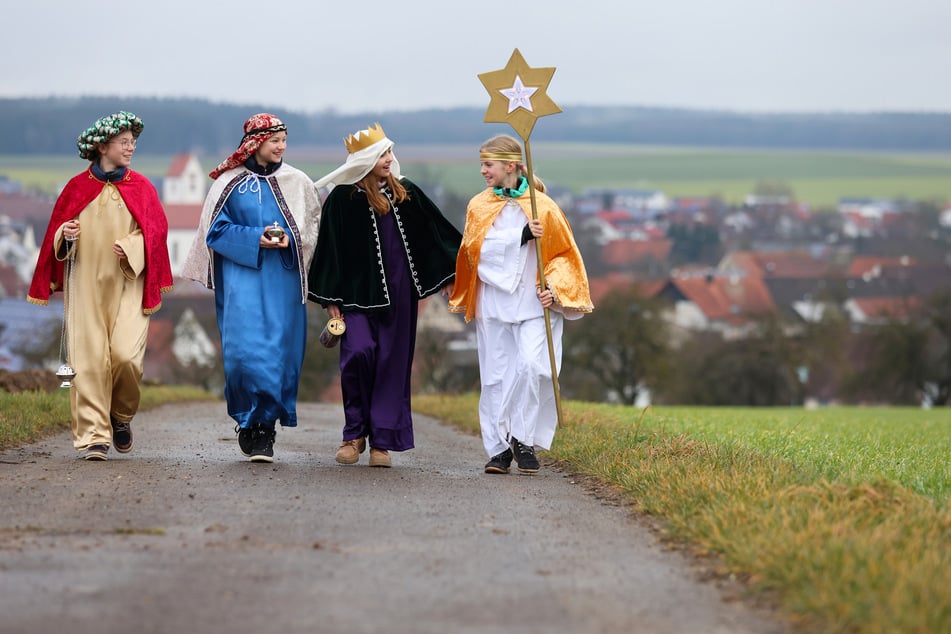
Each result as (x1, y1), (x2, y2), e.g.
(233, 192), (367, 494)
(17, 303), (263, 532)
(28, 167), (173, 314)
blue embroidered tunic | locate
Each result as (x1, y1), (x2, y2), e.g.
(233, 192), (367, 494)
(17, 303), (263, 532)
(207, 162), (307, 429)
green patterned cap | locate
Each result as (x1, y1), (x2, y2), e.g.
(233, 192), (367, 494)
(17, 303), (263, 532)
(76, 111), (144, 160)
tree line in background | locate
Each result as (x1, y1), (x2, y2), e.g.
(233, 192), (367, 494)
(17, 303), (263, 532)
(5, 97), (951, 156)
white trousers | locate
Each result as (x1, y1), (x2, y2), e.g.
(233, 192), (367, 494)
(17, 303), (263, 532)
(476, 312), (563, 458)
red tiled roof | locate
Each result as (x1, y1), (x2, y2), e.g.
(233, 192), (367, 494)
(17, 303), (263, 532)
(588, 273), (636, 304)
(595, 210), (635, 225)
(638, 279), (668, 298)
(720, 250), (832, 279)
(671, 197), (712, 210)
(166, 154), (193, 178)
(146, 319), (174, 350)
(0, 191), (55, 220)
(672, 274), (776, 324)
(851, 296), (920, 321)
(0, 264), (24, 297)
(843, 211), (877, 228)
(791, 203), (812, 220)
(601, 239), (672, 268)
(164, 204), (203, 230)
(144, 319), (176, 382)
(587, 273), (667, 305)
(847, 256), (915, 277)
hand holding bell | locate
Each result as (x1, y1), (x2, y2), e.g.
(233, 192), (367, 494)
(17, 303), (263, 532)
(320, 316), (346, 348)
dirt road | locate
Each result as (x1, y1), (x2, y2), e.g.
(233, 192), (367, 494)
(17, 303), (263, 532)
(0, 402), (788, 634)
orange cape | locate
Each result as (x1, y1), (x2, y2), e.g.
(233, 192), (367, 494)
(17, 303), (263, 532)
(449, 187), (592, 323)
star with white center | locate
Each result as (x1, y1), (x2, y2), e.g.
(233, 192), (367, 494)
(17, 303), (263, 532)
(479, 48), (561, 138)
(499, 76), (538, 113)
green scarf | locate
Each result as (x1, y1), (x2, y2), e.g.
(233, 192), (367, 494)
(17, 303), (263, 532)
(493, 176), (528, 199)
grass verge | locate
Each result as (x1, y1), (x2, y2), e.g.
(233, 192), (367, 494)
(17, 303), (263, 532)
(0, 384), (215, 450)
(414, 394), (951, 634)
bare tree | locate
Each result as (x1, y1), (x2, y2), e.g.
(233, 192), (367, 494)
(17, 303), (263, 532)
(561, 287), (671, 405)
(660, 314), (804, 406)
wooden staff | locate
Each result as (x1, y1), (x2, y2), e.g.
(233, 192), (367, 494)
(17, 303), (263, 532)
(522, 136), (562, 424)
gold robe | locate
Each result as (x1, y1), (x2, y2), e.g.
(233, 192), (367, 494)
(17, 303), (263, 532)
(57, 183), (149, 449)
(449, 187), (593, 323)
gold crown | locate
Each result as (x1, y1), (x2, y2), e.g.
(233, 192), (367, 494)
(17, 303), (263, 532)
(344, 123), (386, 154)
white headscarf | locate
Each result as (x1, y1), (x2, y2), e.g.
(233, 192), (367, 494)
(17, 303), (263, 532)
(314, 131), (402, 191)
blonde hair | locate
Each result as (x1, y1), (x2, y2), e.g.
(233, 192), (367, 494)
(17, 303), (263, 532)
(479, 135), (546, 193)
(355, 172), (408, 214)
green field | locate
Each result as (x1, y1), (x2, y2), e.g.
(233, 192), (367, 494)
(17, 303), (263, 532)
(415, 395), (951, 633)
(599, 403), (951, 504)
(0, 155), (180, 198)
(5, 145), (951, 209)
(393, 144), (951, 208)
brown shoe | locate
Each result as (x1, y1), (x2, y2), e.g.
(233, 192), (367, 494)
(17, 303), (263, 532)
(369, 448), (391, 468)
(335, 437), (366, 464)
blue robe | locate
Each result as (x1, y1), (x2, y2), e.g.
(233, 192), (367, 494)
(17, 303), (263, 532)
(207, 173), (306, 429)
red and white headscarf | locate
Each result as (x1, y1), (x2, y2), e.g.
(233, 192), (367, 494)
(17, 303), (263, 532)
(209, 113), (287, 180)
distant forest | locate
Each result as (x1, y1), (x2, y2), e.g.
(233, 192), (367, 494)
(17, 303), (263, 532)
(4, 96), (951, 156)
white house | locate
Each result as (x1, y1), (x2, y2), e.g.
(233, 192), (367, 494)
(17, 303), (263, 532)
(172, 307), (217, 368)
(578, 187), (670, 219)
(162, 155), (207, 276)
(163, 154), (206, 204)
(940, 206), (951, 229)
(836, 197), (898, 219)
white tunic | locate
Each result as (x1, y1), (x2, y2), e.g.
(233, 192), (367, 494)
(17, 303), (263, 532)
(475, 201), (563, 457)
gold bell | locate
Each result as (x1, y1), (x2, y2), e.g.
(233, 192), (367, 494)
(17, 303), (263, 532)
(320, 316), (347, 348)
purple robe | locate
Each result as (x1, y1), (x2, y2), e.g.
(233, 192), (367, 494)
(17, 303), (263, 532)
(339, 210), (418, 451)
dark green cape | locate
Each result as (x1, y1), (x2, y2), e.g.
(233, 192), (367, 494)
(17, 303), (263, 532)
(307, 178), (462, 312)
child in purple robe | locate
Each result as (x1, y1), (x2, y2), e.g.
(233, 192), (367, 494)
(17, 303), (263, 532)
(307, 124), (462, 468)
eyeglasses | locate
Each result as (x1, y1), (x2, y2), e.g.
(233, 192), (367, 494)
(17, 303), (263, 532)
(109, 139), (137, 149)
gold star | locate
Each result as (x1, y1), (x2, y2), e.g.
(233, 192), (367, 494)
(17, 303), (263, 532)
(478, 48), (561, 140)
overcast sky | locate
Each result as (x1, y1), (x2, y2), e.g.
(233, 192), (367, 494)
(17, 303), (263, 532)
(2, 0), (947, 116)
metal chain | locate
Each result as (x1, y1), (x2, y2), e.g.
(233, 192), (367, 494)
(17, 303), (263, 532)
(59, 237), (77, 365)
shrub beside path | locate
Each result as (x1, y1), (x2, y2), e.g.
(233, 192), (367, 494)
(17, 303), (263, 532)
(0, 401), (788, 634)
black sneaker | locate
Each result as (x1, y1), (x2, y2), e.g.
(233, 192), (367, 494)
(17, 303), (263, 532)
(235, 424), (253, 457)
(510, 437), (540, 473)
(111, 418), (133, 453)
(249, 425), (275, 463)
(484, 448), (513, 474)
(83, 444), (109, 461)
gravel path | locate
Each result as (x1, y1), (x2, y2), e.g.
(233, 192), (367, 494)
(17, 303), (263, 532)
(0, 401), (788, 634)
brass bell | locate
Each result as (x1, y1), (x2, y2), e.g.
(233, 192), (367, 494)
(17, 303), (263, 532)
(320, 316), (347, 348)
(265, 221), (285, 243)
